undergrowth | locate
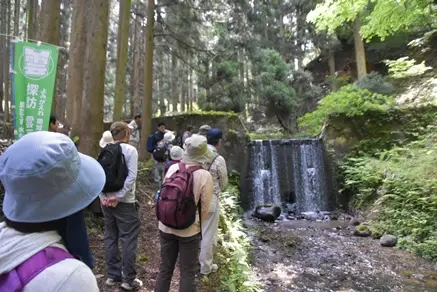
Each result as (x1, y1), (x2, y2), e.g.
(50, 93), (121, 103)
(298, 84), (394, 136)
(202, 183), (259, 292)
(341, 125), (437, 261)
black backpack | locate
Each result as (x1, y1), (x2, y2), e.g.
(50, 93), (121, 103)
(153, 145), (169, 162)
(97, 143), (128, 192)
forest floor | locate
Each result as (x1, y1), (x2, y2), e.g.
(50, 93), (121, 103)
(87, 177), (183, 292)
(247, 219), (437, 292)
(87, 174), (437, 292)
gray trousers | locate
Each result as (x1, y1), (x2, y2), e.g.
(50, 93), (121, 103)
(102, 202), (141, 283)
(154, 161), (165, 189)
(155, 231), (201, 292)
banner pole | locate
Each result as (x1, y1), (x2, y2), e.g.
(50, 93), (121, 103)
(10, 39), (16, 141)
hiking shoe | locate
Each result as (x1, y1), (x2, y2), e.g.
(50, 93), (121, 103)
(121, 278), (143, 291)
(105, 278), (121, 286)
(200, 264), (219, 276)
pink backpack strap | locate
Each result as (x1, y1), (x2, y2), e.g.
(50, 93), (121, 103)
(0, 246), (74, 292)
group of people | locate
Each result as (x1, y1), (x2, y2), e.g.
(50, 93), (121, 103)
(0, 115), (228, 292)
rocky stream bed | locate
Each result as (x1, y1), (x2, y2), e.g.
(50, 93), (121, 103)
(247, 218), (437, 292)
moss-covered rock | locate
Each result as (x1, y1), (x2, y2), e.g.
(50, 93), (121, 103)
(323, 105), (437, 160)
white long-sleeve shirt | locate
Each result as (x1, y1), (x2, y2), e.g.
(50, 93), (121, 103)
(100, 143), (138, 203)
(128, 120), (140, 144)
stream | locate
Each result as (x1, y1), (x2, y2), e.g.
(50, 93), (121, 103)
(246, 218), (437, 292)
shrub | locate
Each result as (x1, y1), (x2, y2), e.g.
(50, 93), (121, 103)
(341, 126), (437, 261)
(354, 71), (393, 95)
(201, 182), (259, 292)
(298, 85), (394, 136)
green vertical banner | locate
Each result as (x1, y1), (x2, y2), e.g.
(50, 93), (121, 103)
(13, 41), (59, 140)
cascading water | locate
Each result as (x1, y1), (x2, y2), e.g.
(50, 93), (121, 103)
(244, 139), (332, 213)
(250, 140), (281, 209)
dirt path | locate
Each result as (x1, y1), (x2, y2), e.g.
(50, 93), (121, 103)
(88, 180), (181, 292)
(247, 219), (437, 292)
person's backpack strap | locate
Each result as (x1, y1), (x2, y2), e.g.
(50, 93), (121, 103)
(207, 154), (220, 171)
(0, 247), (73, 292)
(183, 163), (204, 240)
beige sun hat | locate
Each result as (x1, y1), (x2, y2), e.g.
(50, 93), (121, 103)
(99, 131), (114, 148)
(182, 134), (214, 165)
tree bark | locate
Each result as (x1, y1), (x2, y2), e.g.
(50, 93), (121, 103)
(180, 64), (185, 112)
(56, 0), (70, 123)
(188, 68), (193, 112)
(354, 18), (367, 79)
(171, 52), (178, 112)
(328, 50), (337, 90)
(26, 0), (38, 39)
(38, 0), (61, 115)
(139, 0), (155, 161)
(66, 0), (86, 137)
(79, 0), (109, 157)
(0, 1), (5, 114)
(14, 0), (19, 36)
(131, 6), (142, 117)
(4, 0), (11, 121)
(113, 0), (131, 121)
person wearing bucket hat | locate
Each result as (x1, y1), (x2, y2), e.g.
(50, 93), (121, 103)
(163, 145), (183, 176)
(100, 130), (114, 148)
(0, 131), (104, 292)
(200, 128), (229, 276)
(155, 134), (214, 292)
(198, 124), (211, 136)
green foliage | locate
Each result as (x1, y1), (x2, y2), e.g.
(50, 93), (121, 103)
(354, 72), (393, 95)
(307, 0), (435, 40)
(210, 185), (259, 292)
(360, 0), (434, 40)
(385, 57), (432, 79)
(307, 0), (368, 35)
(341, 126), (437, 261)
(298, 85), (394, 136)
(252, 49), (298, 129)
(198, 60), (247, 113)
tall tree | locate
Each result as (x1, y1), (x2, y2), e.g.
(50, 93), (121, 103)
(66, 0), (86, 137)
(38, 0), (61, 113)
(139, 0), (155, 161)
(3, 0), (11, 121)
(26, 0), (38, 39)
(56, 0), (71, 122)
(79, 0), (110, 157)
(14, 0), (20, 37)
(131, 5), (142, 117)
(113, 0), (131, 121)
(0, 0), (5, 114)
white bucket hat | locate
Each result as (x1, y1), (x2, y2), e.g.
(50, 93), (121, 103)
(182, 134), (214, 165)
(99, 130), (114, 148)
(170, 146), (183, 161)
(0, 131), (105, 223)
(163, 131), (175, 143)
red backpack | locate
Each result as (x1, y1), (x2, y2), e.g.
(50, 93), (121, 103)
(156, 162), (201, 229)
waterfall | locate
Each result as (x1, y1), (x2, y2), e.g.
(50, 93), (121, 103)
(245, 139), (332, 213)
(250, 140), (281, 209)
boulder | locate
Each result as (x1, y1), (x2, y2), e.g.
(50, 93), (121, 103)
(353, 225), (371, 237)
(380, 235), (398, 247)
(349, 218), (361, 226)
(254, 205), (282, 222)
(285, 203), (297, 214)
